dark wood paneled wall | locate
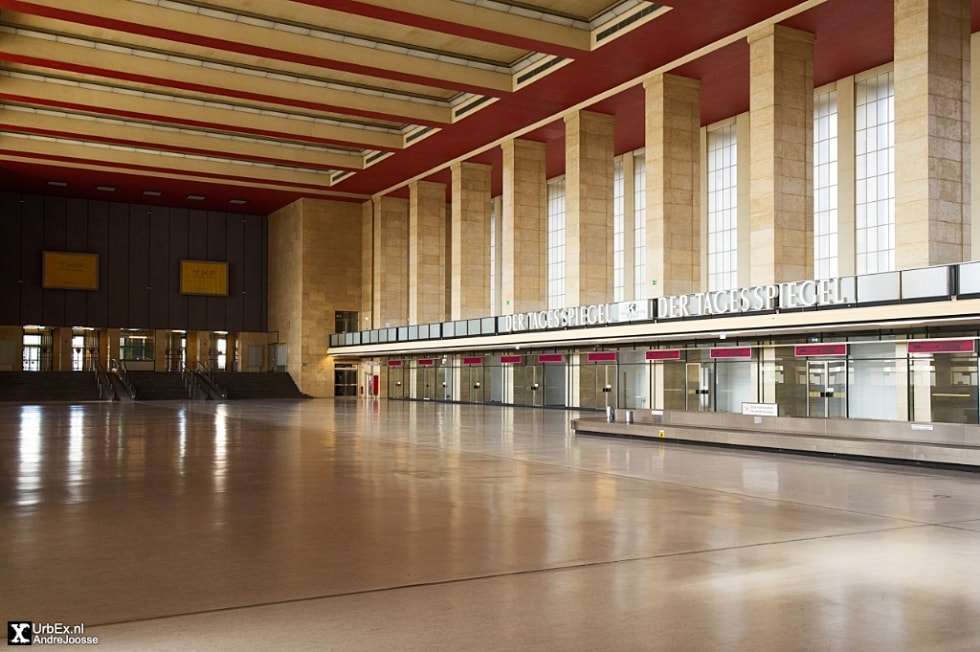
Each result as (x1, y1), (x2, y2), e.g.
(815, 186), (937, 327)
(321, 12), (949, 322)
(0, 192), (268, 332)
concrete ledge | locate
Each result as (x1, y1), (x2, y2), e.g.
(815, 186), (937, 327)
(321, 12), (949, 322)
(573, 411), (980, 468)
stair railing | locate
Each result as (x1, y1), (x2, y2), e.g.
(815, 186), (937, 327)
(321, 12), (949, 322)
(183, 363), (227, 400)
(111, 358), (137, 400)
(93, 360), (117, 401)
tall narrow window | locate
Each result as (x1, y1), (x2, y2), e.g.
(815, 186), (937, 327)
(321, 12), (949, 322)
(633, 151), (647, 299)
(613, 157), (625, 302)
(489, 199), (496, 314)
(855, 70), (895, 274)
(814, 88), (839, 279)
(547, 177), (566, 309)
(707, 123), (738, 291)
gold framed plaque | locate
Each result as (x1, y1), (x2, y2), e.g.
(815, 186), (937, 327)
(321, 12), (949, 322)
(180, 259), (229, 296)
(42, 251), (99, 290)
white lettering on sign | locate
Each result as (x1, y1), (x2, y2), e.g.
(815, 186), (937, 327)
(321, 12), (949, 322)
(657, 277), (852, 320)
(500, 303), (618, 333)
(498, 277), (854, 333)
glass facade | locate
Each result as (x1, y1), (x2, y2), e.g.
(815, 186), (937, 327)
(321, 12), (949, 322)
(707, 123), (738, 291)
(855, 70), (895, 274)
(613, 157), (625, 302)
(381, 333), (980, 426)
(814, 88), (839, 279)
(547, 177), (566, 309)
(633, 152), (647, 300)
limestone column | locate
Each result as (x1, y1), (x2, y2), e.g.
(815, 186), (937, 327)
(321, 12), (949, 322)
(269, 198), (363, 397)
(361, 200), (374, 329)
(501, 138), (547, 314)
(895, 0), (970, 268)
(644, 73), (702, 298)
(154, 329), (168, 371)
(408, 180), (447, 324)
(0, 326), (23, 371)
(748, 24), (815, 285)
(450, 161), (491, 320)
(564, 110), (615, 306)
(371, 195), (409, 328)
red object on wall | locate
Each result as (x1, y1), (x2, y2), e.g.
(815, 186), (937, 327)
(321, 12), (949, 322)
(907, 339), (975, 354)
(645, 350), (681, 360)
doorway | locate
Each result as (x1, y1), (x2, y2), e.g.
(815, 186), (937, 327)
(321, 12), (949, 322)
(806, 359), (847, 418)
(685, 362), (712, 411)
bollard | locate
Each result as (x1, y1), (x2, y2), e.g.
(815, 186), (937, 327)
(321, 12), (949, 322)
(605, 406), (615, 422)
(624, 410), (634, 424)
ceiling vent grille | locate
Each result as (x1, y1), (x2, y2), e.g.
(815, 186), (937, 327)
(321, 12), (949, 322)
(595, 4), (664, 44)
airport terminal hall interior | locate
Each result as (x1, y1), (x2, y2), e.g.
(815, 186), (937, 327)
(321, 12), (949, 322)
(3, 0), (980, 649)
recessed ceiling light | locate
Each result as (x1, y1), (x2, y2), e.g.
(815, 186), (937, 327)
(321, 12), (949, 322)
(143, 190), (162, 197)
(187, 194), (206, 201)
(47, 181), (68, 187)
(97, 186), (116, 192)
(228, 199), (247, 205)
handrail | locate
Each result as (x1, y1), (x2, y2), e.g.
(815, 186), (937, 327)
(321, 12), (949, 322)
(93, 360), (117, 401)
(180, 365), (200, 399)
(182, 363), (227, 400)
(111, 358), (137, 400)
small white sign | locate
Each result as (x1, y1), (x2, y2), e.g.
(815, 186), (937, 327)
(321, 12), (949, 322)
(910, 423), (934, 431)
(742, 402), (778, 417)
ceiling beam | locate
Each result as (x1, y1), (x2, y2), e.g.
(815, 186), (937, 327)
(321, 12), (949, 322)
(0, 134), (340, 189)
(0, 75), (407, 150)
(289, 0), (592, 56)
(0, 33), (454, 125)
(0, 108), (368, 170)
(1, 0), (516, 94)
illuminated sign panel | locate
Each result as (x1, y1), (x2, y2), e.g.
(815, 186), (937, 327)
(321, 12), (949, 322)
(795, 344), (848, 357)
(710, 347), (751, 359)
(908, 340), (975, 354)
(587, 352), (617, 362)
(43, 251), (98, 290)
(180, 260), (228, 296)
(645, 350), (681, 360)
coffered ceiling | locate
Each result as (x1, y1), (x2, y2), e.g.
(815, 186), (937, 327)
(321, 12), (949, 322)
(0, 0), (938, 213)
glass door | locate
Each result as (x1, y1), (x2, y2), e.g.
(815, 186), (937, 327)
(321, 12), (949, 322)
(436, 359), (453, 401)
(388, 365), (406, 399)
(685, 362), (712, 411)
(527, 363), (544, 407)
(543, 362), (566, 407)
(463, 364), (485, 403)
(807, 359), (847, 418)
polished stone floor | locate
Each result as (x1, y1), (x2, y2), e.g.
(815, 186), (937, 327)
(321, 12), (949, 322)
(2, 398), (980, 650)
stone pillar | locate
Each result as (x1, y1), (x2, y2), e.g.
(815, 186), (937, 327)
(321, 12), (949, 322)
(0, 326), (23, 371)
(451, 161), (491, 320)
(501, 138), (547, 314)
(269, 198), (363, 397)
(895, 0), (970, 268)
(103, 329), (119, 369)
(748, 24), (815, 285)
(360, 200), (374, 330)
(372, 196), (409, 328)
(154, 329), (168, 371)
(52, 326), (70, 371)
(644, 73), (702, 298)
(564, 110), (615, 306)
(408, 180), (447, 324)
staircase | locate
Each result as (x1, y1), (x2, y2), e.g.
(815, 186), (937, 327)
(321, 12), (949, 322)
(127, 371), (190, 400)
(0, 371), (103, 402)
(210, 372), (308, 399)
